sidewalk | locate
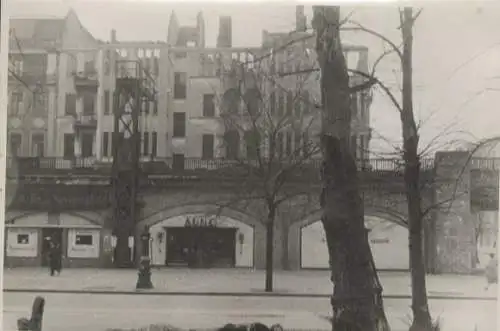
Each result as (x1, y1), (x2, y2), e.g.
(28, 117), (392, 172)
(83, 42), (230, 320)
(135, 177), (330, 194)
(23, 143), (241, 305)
(2, 267), (497, 299)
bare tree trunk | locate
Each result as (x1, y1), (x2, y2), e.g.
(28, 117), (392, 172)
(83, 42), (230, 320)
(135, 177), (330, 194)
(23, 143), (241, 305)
(313, 6), (390, 331)
(400, 7), (433, 331)
(265, 204), (276, 292)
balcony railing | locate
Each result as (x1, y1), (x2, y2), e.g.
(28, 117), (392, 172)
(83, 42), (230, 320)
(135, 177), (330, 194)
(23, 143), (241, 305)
(73, 113), (97, 130)
(7, 156), (440, 178)
(73, 70), (99, 90)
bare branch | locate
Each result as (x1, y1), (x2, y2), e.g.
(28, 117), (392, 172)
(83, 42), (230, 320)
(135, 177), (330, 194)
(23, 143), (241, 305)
(342, 20), (404, 61)
(349, 69), (403, 113)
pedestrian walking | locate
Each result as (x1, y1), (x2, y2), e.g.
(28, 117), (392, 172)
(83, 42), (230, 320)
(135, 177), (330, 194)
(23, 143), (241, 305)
(48, 241), (62, 276)
(484, 253), (497, 290)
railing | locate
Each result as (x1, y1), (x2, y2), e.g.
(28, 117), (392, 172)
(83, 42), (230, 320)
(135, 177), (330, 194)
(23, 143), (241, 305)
(7, 156), (433, 175)
(74, 113), (97, 127)
(470, 157), (500, 170)
(9, 157), (103, 175)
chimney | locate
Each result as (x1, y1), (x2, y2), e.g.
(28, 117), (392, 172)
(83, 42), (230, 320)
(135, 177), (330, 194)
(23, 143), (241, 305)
(356, 49), (369, 74)
(217, 16), (232, 48)
(110, 29), (117, 43)
(296, 5), (307, 32)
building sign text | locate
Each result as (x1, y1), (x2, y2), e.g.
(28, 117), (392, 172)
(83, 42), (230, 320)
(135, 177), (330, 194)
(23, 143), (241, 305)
(184, 215), (218, 228)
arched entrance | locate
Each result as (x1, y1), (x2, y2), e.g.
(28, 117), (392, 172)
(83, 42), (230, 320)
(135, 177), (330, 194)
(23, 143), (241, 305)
(291, 209), (409, 271)
(139, 205), (260, 268)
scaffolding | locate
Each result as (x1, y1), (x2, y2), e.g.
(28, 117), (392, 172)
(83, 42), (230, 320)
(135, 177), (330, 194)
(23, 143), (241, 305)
(111, 60), (156, 267)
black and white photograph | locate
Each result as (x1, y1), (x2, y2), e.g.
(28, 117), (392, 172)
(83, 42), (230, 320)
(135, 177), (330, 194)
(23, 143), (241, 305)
(1, 1), (499, 331)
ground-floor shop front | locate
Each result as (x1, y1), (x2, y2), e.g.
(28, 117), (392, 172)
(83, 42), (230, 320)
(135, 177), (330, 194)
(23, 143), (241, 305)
(4, 212), (113, 268)
(148, 213), (255, 268)
(299, 217), (410, 271)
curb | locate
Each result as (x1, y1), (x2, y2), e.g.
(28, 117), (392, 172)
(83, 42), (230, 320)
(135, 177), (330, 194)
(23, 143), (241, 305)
(3, 288), (497, 301)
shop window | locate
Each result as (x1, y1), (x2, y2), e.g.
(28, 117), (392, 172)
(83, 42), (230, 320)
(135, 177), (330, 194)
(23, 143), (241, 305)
(17, 234), (30, 244)
(75, 234), (93, 246)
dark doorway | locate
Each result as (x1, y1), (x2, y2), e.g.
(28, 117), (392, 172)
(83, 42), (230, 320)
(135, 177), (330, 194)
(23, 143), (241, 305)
(41, 228), (63, 267)
(81, 133), (94, 158)
(165, 227), (236, 268)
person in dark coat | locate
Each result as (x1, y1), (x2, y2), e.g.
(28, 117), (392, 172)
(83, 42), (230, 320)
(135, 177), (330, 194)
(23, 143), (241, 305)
(48, 241), (62, 276)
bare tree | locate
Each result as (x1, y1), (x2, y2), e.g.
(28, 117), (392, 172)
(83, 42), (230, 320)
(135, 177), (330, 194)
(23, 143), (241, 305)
(312, 6), (390, 331)
(340, 7), (434, 331)
(215, 50), (321, 292)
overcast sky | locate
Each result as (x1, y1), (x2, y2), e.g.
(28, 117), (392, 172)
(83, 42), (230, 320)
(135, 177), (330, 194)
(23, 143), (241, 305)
(8, 0), (500, 157)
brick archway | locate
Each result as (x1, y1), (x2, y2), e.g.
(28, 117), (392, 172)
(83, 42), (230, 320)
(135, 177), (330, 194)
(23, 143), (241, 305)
(137, 204), (266, 268)
(287, 207), (408, 270)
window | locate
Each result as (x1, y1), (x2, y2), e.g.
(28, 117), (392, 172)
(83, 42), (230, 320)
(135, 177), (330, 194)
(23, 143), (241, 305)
(360, 92), (366, 119)
(9, 133), (22, 157)
(245, 130), (260, 160)
(277, 91), (285, 117)
(104, 50), (111, 75)
(285, 131), (292, 156)
(302, 132), (309, 156)
(65, 93), (77, 115)
(75, 234), (93, 246)
(153, 57), (159, 76)
(84, 60), (96, 75)
(302, 91), (310, 115)
(173, 112), (186, 137)
(31, 133), (45, 157)
(67, 55), (77, 75)
(286, 91), (293, 116)
(202, 134), (214, 159)
(359, 134), (365, 160)
(12, 58), (23, 75)
(351, 94), (358, 117)
(63, 133), (75, 158)
(33, 92), (47, 115)
(142, 98), (150, 115)
(104, 90), (110, 115)
(81, 133), (93, 157)
(270, 92), (276, 115)
(245, 89), (260, 117)
(174, 72), (187, 99)
(276, 132), (284, 157)
(350, 135), (357, 159)
(143, 132), (150, 156)
(175, 51), (187, 59)
(294, 93), (301, 117)
(83, 94), (95, 115)
(294, 130), (302, 155)
(11, 92), (23, 115)
(102, 132), (110, 157)
(153, 100), (158, 115)
(203, 94), (215, 117)
(151, 132), (158, 157)
(173, 153), (185, 171)
(17, 234), (29, 245)
(224, 130), (240, 160)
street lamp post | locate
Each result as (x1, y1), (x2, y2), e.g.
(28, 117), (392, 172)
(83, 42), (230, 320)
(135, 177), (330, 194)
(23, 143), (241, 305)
(136, 229), (153, 289)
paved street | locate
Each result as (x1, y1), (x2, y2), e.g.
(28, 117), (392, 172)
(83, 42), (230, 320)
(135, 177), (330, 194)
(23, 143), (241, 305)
(3, 292), (497, 331)
(2, 268), (497, 299)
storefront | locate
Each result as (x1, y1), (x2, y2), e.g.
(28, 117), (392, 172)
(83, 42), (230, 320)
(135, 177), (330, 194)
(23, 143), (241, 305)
(149, 213), (254, 268)
(5, 212), (113, 268)
(300, 216), (409, 270)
